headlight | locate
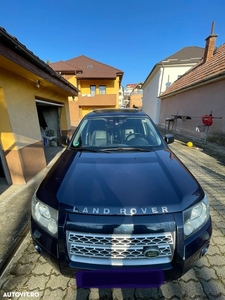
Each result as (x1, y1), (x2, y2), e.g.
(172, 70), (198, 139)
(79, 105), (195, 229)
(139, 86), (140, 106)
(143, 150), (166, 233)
(32, 195), (58, 237)
(183, 195), (210, 239)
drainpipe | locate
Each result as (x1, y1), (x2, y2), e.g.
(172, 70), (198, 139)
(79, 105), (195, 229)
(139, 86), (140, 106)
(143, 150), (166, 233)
(157, 63), (165, 124)
(159, 62), (165, 95)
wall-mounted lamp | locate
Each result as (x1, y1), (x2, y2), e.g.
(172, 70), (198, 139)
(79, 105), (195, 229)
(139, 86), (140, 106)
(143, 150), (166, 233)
(36, 80), (41, 88)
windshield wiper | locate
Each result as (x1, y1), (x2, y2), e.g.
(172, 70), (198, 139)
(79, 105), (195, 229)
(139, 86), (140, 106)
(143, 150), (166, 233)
(101, 147), (152, 152)
(70, 146), (110, 153)
(70, 146), (152, 153)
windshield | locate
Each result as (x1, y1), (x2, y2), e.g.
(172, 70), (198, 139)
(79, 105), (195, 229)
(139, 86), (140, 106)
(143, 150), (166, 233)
(70, 115), (163, 150)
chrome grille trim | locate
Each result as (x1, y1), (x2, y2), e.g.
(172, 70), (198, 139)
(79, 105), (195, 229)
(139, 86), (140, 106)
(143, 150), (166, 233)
(66, 231), (175, 266)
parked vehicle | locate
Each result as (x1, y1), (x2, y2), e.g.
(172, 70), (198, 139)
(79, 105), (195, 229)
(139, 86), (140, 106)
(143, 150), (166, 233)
(31, 108), (212, 284)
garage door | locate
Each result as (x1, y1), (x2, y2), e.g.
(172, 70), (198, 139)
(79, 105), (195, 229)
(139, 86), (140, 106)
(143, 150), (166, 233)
(35, 99), (64, 145)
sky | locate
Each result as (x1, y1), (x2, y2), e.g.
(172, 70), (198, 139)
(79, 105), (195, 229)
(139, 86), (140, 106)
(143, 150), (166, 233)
(1, 0), (225, 87)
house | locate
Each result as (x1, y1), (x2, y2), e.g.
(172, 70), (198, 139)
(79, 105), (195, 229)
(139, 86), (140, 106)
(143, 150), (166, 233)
(118, 85), (124, 107)
(129, 83), (143, 109)
(50, 56), (123, 126)
(123, 84), (142, 108)
(0, 27), (79, 185)
(123, 84), (137, 105)
(159, 28), (225, 143)
(142, 46), (204, 124)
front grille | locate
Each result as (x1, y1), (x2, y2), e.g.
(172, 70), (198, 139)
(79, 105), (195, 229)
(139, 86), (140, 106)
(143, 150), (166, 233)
(66, 231), (175, 266)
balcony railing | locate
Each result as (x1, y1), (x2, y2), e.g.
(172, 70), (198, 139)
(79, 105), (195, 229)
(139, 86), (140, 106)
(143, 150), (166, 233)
(78, 94), (117, 106)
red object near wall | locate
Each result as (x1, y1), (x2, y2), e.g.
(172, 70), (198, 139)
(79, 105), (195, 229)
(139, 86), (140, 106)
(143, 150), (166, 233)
(202, 115), (213, 126)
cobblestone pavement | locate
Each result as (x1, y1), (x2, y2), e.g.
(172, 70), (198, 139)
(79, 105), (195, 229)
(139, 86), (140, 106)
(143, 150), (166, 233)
(0, 139), (224, 300)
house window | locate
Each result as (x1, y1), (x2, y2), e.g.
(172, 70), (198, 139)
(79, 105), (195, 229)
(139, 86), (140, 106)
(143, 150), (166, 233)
(99, 85), (106, 94)
(90, 85), (96, 96)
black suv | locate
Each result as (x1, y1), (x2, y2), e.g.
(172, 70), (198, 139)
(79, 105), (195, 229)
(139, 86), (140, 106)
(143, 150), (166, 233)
(31, 109), (212, 284)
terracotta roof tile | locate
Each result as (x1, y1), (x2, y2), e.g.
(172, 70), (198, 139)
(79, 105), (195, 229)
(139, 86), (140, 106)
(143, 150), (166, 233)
(49, 61), (81, 73)
(68, 55), (123, 79)
(51, 55), (123, 79)
(160, 44), (225, 97)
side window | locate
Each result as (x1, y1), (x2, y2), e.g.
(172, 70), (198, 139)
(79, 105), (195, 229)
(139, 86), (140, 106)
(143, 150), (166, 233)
(90, 85), (96, 96)
(99, 85), (106, 94)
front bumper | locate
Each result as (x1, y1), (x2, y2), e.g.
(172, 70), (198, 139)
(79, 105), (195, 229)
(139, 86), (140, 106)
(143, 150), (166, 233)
(30, 213), (212, 283)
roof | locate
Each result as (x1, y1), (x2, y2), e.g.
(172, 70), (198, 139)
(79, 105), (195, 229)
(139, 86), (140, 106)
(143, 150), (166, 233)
(160, 43), (225, 98)
(50, 55), (123, 80)
(161, 46), (204, 64)
(0, 27), (79, 94)
(49, 61), (82, 73)
(142, 46), (204, 87)
(126, 84), (138, 88)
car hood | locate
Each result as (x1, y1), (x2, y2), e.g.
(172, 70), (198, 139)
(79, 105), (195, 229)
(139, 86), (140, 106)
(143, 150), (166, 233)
(37, 149), (204, 215)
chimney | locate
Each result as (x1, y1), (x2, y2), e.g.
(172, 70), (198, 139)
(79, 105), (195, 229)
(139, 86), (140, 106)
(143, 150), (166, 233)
(203, 22), (218, 63)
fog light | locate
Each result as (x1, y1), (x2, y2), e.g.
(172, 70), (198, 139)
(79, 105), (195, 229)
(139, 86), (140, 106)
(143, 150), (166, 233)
(200, 244), (209, 257)
(34, 244), (42, 254)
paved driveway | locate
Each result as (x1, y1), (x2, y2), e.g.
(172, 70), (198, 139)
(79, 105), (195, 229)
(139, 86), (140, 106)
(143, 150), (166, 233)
(0, 138), (225, 300)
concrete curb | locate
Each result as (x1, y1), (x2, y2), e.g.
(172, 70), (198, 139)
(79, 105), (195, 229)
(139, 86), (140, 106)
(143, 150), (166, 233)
(0, 149), (64, 276)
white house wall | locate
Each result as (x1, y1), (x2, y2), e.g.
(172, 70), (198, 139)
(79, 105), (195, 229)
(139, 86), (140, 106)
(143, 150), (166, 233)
(142, 64), (197, 124)
(142, 68), (161, 123)
(160, 65), (194, 92)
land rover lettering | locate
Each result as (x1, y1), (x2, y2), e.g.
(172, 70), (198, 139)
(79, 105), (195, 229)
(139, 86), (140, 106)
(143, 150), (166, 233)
(72, 206), (169, 215)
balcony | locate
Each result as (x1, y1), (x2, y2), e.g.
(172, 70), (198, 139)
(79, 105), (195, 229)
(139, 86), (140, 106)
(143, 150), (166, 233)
(78, 94), (117, 106)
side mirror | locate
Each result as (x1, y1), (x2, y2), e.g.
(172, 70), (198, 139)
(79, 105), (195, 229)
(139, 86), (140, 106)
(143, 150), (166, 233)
(164, 134), (174, 144)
